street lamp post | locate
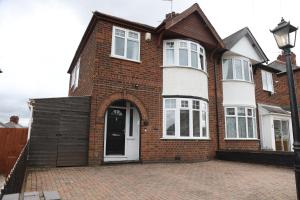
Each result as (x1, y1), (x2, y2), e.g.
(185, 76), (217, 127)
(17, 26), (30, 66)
(271, 18), (299, 198)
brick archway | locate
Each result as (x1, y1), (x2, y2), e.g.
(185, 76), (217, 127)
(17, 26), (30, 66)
(96, 92), (149, 125)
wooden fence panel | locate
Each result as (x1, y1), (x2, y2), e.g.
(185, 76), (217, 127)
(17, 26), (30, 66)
(0, 128), (28, 176)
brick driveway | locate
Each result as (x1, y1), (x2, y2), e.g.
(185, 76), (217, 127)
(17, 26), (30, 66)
(23, 160), (296, 200)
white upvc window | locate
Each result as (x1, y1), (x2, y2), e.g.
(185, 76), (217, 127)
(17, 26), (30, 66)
(225, 107), (257, 139)
(261, 70), (274, 92)
(71, 58), (80, 90)
(163, 39), (207, 72)
(111, 26), (140, 62)
(222, 57), (254, 82)
(163, 98), (209, 139)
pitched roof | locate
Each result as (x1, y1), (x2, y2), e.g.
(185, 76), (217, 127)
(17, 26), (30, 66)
(223, 27), (269, 62)
(0, 122), (7, 128)
(4, 122), (24, 128)
(268, 60), (299, 73)
(159, 3), (224, 48)
(67, 3), (225, 73)
(261, 105), (290, 115)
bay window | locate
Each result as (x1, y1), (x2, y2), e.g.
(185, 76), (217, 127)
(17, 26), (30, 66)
(222, 57), (253, 82)
(163, 40), (207, 71)
(261, 70), (274, 92)
(163, 98), (209, 139)
(225, 107), (257, 139)
(112, 26), (140, 62)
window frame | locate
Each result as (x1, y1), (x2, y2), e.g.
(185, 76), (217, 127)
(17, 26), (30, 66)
(224, 106), (257, 140)
(111, 26), (141, 62)
(261, 70), (274, 93)
(163, 39), (207, 72)
(222, 56), (254, 83)
(163, 98), (209, 139)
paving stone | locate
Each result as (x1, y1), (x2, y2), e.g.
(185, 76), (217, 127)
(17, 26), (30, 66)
(23, 160), (296, 200)
(24, 191), (40, 200)
(2, 193), (20, 200)
(43, 191), (60, 200)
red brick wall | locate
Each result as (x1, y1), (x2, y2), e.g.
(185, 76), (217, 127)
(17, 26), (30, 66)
(68, 17), (224, 164)
(69, 24), (97, 97)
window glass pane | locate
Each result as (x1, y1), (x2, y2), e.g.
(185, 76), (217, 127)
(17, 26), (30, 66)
(128, 31), (138, 39)
(127, 39), (139, 60)
(191, 51), (198, 68)
(267, 72), (274, 92)
(179, 49), (188, 66)
(226, 108), (235, 115)
(180, 110), (189, 136)
(250, 65), (253, 82)
(192, 100), (200, 109)
(181, 100), (188, 108)
(115, 37), (125, 56)
(226, 117), (236, 138)
(191, 43), (197, 51)
(166, 41), (174, 48)
(200, 55), (204, 70)
(247, 117), (254, 138)
(238, 107), (245, 116)
(235, 60), (243, 79)
(166, 49), (174, 65)
(202, 110), (207, 137)
(243, 61), (250, 81)
(115, 29), (125, 37)
(193, 110), (200, 137)
(166, 110), (175, 136)
(247, 109), (252, 116)
(238, 117), (247, 138)
(129, 109), (133, 137)
(165, 99), (176, 109)
(262, 71), (268, 90)
(180, 42), (187, 48)
(223, 59), (233, 79)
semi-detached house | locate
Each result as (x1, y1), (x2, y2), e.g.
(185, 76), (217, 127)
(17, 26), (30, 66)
(28, 3), (296, 166)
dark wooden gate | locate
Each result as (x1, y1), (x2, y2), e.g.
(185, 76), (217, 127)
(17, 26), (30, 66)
(28, 96), (91, 167)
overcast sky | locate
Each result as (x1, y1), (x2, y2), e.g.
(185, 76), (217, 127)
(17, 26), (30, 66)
(0, 0), (299, 126)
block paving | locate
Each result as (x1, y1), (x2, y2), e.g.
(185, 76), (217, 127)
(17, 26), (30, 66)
(24, 160), (296, 200)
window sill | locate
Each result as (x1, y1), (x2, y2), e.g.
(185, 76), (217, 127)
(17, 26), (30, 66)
(162, 65), (208, 75)
(110, 54), (141, 63)
(224, 138), (259, 141)
(222, 79), (254, 84)
(160, 137), (210, 140)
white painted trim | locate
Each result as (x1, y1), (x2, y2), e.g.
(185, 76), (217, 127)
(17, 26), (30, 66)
(163, 98), (209, 139)
(160, 137), (210, 140)
(224, 138), (259, 141)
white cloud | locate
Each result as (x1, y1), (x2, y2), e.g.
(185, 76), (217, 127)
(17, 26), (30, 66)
(0, 0), (299, 126)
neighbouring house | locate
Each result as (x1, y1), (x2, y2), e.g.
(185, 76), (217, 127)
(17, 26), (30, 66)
(0, 122), (6, 128)
(28, 3), (299, 167)
(4, 116), (24, 128)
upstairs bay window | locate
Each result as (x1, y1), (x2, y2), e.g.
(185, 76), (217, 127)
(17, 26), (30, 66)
(225, 107), (257, 139)
(261, 70), (274, 93)
(164, 40), (207, 71)
(163, 98), (208, 139)
(223, 57), (253, 82)
(112, 26), (140, 62)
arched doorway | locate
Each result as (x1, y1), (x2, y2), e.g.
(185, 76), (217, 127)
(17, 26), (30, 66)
(104, 100), (140, 162)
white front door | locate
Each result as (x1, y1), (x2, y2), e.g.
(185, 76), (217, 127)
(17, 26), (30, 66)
(104, 101), (140, 162)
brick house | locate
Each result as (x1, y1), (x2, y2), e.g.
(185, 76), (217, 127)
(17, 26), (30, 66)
(64, 3), (297, 165)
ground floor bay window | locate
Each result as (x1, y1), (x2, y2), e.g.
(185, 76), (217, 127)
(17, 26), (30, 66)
(225, 106), (257, 139)
(163, 98), (208, 139)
